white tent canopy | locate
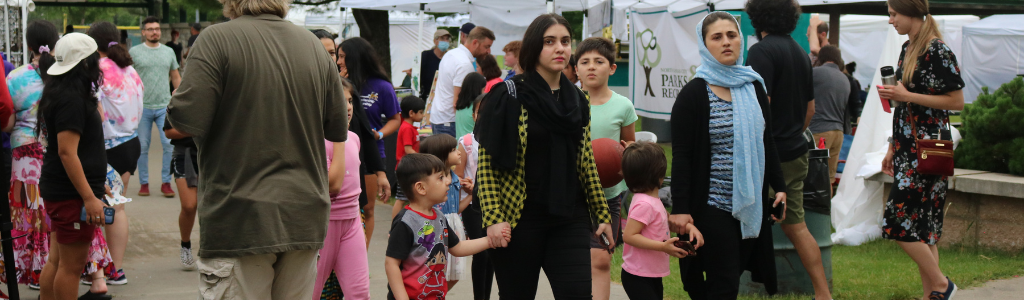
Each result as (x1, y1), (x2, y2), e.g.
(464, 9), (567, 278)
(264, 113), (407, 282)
(961, 15), (1024, 103)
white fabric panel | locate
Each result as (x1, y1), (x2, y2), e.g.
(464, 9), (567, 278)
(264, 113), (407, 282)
(831, 27), (907, 246)
(628, 6), (708, 120)
(962, 15), (1024, 103)
(612, 8), (628, 40)
(587, 0), (613, 37)
(469, 5), (546, 61)
(390, 22), (439, 87)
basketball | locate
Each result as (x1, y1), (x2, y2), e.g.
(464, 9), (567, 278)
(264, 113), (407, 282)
(592, 138), (625, 188)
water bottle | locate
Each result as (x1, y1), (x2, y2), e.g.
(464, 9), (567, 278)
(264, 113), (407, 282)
(880, 66), (899, 109)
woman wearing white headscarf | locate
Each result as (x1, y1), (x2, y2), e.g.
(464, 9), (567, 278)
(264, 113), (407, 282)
(669, 12), (788, 299)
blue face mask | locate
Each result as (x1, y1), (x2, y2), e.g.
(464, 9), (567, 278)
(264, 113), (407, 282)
(438, 41), (450, 52)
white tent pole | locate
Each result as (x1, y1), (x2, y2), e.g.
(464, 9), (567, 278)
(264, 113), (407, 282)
(5, 2), (10, 59)
(416, 4), (426, 95)
(21, 0), (27, 64)
(547, 0), (555, 13)
(582, 9), (588, 38)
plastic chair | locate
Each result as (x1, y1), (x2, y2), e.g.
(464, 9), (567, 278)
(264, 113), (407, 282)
(635, 131), (658, 143)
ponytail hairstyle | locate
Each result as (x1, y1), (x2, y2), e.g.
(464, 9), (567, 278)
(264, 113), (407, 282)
(26, 20), (59, 82)
(887, 0), (942, 83)
(88, 21), (133, 68)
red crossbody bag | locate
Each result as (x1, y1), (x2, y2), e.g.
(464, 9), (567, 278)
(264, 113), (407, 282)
(908, 104), (955, 176)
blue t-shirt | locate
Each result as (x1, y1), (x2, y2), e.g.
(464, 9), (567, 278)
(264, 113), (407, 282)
(360, 77), (401, 158)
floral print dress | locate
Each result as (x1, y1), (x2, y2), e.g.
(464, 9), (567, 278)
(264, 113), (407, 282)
(1, 64), (49, 286)
(882, 39), (964, 245)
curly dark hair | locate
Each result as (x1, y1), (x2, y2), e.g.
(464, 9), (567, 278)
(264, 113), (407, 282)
(745, 0), (801, 36)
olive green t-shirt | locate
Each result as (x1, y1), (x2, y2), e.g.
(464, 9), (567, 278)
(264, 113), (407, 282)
(167, 14), (348, 258)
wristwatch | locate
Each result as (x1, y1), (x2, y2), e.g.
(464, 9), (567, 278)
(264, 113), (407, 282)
(887, 136), (893, 143)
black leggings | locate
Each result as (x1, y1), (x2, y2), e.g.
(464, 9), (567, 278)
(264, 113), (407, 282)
(621, 270), (663, 300)
(463, 201), (494, 300)
(490, 202), (592, 300)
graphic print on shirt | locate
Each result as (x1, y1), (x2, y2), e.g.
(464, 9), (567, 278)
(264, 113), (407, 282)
(416, 221), (436, 248)
(417, 243), (448, 300)
(361, 92), (379, 109)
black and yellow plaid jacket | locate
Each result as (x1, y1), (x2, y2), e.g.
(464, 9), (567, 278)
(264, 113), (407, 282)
(476, 105), (612, 229)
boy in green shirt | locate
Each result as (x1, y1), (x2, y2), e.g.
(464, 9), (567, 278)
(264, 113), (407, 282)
(576, 37), (639, 300)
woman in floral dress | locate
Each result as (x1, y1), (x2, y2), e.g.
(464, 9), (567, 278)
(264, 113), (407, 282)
(878, 1), (965, 299)
(1, 20), (60, 291)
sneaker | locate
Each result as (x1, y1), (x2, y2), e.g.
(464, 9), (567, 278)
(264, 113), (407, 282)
(928, 278), (958, 300)
(28, 282), (40, 290)
(139, 183), (150, 196)
(161, 182), (175, 198)
(107, 269), (127, 285)
(181, 246), (196, 270)
(943, 277), (958, 299)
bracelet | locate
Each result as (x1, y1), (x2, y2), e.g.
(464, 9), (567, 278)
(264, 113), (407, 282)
(378, 131), (384, 139)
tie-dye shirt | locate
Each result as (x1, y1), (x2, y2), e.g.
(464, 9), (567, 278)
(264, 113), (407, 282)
(6, 64), (43, 149)
(97, 57), (145, 149)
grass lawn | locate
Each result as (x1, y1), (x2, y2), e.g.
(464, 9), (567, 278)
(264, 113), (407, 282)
(609, 239), (1024, 300)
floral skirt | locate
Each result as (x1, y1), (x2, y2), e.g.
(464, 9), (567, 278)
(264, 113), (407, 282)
(882, 133), (948, 245)
(0, 144), (49, 285)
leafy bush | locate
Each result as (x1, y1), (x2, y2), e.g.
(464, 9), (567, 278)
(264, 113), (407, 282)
(954, 76), (1024, 175)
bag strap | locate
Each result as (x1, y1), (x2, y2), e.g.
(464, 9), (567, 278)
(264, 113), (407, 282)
(908, 104), (920, 142)
(907, 103), (951, 141)
(504, 79), (516, 99)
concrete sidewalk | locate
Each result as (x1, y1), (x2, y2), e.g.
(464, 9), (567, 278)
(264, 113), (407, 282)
(2, 138), (1018, 299)
(1, 140), (627, 299)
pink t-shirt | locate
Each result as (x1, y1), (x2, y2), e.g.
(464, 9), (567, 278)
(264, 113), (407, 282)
(325, 131), (361, 220)
(622, 193), (670, 277)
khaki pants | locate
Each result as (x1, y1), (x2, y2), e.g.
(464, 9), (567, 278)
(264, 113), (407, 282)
(197, 249), (318, 300)
(812, 130), (844, 184)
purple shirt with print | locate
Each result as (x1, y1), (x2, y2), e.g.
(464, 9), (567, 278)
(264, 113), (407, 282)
(360, 77), (401, 158)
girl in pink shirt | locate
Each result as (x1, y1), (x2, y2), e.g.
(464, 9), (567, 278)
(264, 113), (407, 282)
(620, 142), (704, 300)
(313, 90), (371, 300)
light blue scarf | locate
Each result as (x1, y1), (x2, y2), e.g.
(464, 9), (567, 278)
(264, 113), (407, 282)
(693, 15), (767, 239)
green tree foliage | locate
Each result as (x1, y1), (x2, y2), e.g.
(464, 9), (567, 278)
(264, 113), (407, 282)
(954, 76), (1024, 175)
(29, 0), (222, 27)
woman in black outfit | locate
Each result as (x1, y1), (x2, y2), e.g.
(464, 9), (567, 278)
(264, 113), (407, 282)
(474, 13), (613, 299)
(670, 12), (787, 300)
(36, 33), (109, 300)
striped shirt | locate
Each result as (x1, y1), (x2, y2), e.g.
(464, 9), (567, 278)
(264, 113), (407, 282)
(707, 85), (734, 212)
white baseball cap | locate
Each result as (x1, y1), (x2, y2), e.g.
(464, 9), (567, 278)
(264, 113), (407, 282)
(47, 32), (98, 76)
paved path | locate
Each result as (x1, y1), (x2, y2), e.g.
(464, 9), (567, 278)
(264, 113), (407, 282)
(1, 135), (628, 299)
(2, 135), (1017, 299)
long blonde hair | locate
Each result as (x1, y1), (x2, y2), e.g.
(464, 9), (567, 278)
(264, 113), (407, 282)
(888, 0), (942, 83)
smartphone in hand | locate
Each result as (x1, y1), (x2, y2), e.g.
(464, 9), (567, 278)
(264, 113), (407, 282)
(772, 202), (786, 220)
(81, 206), (115, 224)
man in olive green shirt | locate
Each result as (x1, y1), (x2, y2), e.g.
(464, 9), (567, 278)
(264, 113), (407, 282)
(166, 1), (348, 298)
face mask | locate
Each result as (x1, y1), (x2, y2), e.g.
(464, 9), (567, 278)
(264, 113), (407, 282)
(438, 41), (450, 52)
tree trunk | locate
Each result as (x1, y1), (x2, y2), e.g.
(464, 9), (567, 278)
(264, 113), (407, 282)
(352, 8), (392, 80)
